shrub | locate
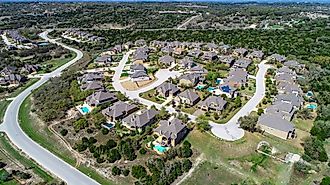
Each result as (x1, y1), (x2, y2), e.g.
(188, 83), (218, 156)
(60, 129), (68, 136)
(112, 166), (121, 176)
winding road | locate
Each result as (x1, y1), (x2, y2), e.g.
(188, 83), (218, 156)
(113, 54), (271, 141)
(0, 30), (99, 185)
(0, 30), (271, 184)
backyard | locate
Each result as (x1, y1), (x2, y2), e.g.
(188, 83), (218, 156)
(18, 96), (116, 185)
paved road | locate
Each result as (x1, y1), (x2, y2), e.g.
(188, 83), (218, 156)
(0, 30), (99, 185)
(210, 61), (271, 141)
(113, 54), (271, 141)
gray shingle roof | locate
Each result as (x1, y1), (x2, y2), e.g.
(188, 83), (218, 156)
(102, 101), (138, 119)
(159, 55), (175, 65)
(258, 113), (294, 132)
(198, 96), (227, 111)
(156, 82), (180, 95)
(122, 109), (159, 128)
(178, 89), (200, 103)
(154, 118), (187, 139)
(234, 58), (252, 68)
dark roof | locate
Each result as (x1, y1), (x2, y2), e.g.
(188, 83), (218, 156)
(122, 109), (159, 128)
(154, 118), (187, 139)
(258, 113), (294, 132)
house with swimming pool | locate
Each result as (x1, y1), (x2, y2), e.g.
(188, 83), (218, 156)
(85, 90), (118, 107)
(101, 101), (139, 122)
(153, 118), (188, 147)
(122, 109), (159, 130)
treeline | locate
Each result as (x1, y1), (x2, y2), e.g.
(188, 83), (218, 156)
(81, 28), (330, 61)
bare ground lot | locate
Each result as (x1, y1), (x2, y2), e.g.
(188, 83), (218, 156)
(121, 76), (157, 91)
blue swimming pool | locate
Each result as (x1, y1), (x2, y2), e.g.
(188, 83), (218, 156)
(80, 106), (90, 113)
(102, 123), (115, 130)
(154, 144), (167, 153)
(207, 87), (215, 92)
(307, 104), (317, 110)
(196, 84), (205, 90)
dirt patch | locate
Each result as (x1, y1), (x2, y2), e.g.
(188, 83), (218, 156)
(121, 76), (157, 91)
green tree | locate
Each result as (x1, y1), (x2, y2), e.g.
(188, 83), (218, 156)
(238, 114), (259, 132)
(112, 166), (121, 176)
(131, 165), (147, 179)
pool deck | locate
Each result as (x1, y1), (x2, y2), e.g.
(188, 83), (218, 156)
(76, 104), (93, 115)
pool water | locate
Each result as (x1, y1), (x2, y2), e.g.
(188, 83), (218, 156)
(307, 104), (317, 110)
(102, 123), (115, 129)
(196, 84), (205, 90)
(80, 106), (90, 113)
(154, 144), (167, 153)
(207, 87), (215, 92)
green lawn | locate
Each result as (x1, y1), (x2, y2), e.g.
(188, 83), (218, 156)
(139, 89), (165, 104)
(0, 133), (54, 182)
(9, 78), (39, 98)
(0, 100), (11, 122)
(40, 52), (77, 73)
(19, 96), (116, 185)
(241, 79), (256, 97)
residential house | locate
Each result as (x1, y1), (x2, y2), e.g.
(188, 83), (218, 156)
(0, 74), (25, 86)
(225, 69), (248, 87)
(130, 64), (146, 74)
(247, 50), (264, 61)
(122, 109), (159, 130)
(266, 102), (296, 121)
(123, 41), (133, 50)
(131, 71), (150, 82)
(1, 66), (17, 76)
(158, 55), (175, 67)
(20, 64), (40, 74)
(78, 72), (103, 84)
(219, 55), (235, 67)
(80, 81), (104, 91)
(174, 89), (200, 107)
(233, 58), (252, 69)
(188, 65), (208, 75)
(205, 43), (218, 52)
(135, 39), (146, 47)
(109, 45), (122, 54)
(156, 82), (180, 98)
(219, 44), (231, 54)
(283, 60), (304, 71)
(133, 48), (149, 63)
(179, 57), (196, 70)
(95, 55), (112, 66)
(233, 48), (248, 57)
(202, 51), (218, 61)
(187, 48), (202, 58)
(257, 113), (296, 140)
(173, 47), (185, 56)
(179, 73), (204, 87)
(154, 118), (188, 147)
(161, 46), (174, 55)
(277, 81), (302, 95)
(273, 93), (303, 109)
(197, 96), (227, 113)
(270, 54), (286, 63)
(85, 90), (117, 107)
(102, 101), (139, 122)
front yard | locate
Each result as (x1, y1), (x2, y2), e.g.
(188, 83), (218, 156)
(139, 89), (165, 104)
